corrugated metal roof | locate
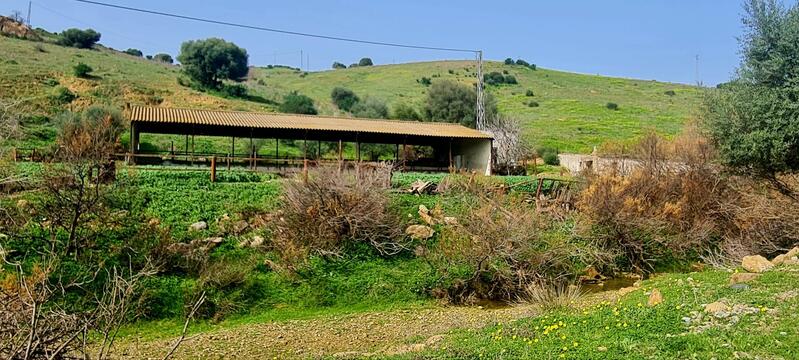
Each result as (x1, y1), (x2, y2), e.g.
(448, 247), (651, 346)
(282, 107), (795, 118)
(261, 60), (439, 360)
(128, 106), (492, 139)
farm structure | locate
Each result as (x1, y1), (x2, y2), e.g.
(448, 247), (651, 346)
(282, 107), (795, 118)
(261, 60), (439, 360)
(127, 106), (493, 175)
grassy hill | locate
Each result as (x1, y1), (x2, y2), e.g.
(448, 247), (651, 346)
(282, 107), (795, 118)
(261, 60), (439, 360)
(1, 34), (703, 154)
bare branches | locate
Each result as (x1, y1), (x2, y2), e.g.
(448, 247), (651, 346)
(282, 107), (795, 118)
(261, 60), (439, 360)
(163, 291), (206, 360)
(486, 115), (529, 174)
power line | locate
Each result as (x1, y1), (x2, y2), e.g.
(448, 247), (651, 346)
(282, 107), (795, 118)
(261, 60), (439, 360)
(72, 0), (478, 54)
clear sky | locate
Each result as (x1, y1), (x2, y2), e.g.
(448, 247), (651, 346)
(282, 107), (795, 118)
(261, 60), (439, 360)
(3, 0), (761, 85)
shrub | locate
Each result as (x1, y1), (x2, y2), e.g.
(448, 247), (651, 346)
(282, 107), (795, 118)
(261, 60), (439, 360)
(515, 59), (530, 67)
(270, 165), (407, 270)
(72, 62), (93, 78)
(537, 146), (559, 165)
(330, 87), (359, 111)
(332, 61), (346, 69)
(418, 77), (432, 86)
(177, 38), (249, 89)
(124, 48), (143, 57)
(358, 57), (374, 66)
(504, 75), (518, 84)
(426, 180), (595, 303)
(483, 71), (505, 86)
(279, 91), (317, 115)
(348, 63), (359, 68)
(51, 86), (76, 104)
(220, 83), (248, 98)
(525, 89), (535, 96)
(391, 103), (421, 121)
(152, 53), (173, 64)
(664, 90), (676, 96)
(423, 80), (496, 127)
(57, 28), (101, 49)
(606, 102), (619, 110)
(351, 97), (389, 118)
(528, 101), (539, 107)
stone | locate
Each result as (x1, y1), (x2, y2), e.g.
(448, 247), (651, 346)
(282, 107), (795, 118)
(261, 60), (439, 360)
(786, 247), (799, 258)
(597, 346), (608, 352)
(729, 283), (750, 291)
(249, 235), (265, 248)
(729, 272), (759, 285)
(418, 205), (436, 225)
(783, 257), (799, 266)
(648, 288), (663, 307)
(443, 216), (458, 225)
(405, 225), (435, 240)
(232, 220), (249, 234)
(772, 254), (789, 266)
(741, 255), (773, 273)
(189, 221), (208, 232)
(704, 301), (729, 315)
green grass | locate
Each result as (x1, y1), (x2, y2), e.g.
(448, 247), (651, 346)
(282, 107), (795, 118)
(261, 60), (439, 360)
(2, 35), (702, 155)
(390, 269), (799, 359)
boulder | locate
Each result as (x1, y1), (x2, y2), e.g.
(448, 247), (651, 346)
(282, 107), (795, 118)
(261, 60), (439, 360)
(741, 255), (773, 273)
(408, 180), (437, 195)
(443, 216), (458, 225)
(188, 221), (208, 232)
(232, 220), (250, 234)
(418, 205), (436, 226)
(786, 247), (799, 258)
(772, 254), (789, 266)
(729, 272), (759, 285)
(783, 257), (799, 266)
(704, 301), (729, 315)
(647, 288), (663, 307)
(406, 225), (435, 240)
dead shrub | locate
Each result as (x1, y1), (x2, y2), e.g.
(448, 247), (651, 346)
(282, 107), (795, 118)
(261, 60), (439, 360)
(427, 181), (603, 304)
(271, 164), (409, 270)
(519, 281), (585, 311)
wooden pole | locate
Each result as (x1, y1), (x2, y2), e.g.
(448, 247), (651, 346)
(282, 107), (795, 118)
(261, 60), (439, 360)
(191, 134), (195, 166)
(303, 159), (309, 184)
(356, 133), (361, 163)
(210, 156), (216, 182)
(448, 138), (453, 172)
(338, 139), (343, 172)
(275, 139), (279, 170)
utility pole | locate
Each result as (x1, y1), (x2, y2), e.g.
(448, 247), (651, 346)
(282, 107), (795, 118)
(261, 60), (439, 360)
(475, 50), (486, 130)
(300, 50), (303, 70)
(27, 1), (32, 26)
(695, 54), (701, 87)
(306, 53), (309, 71)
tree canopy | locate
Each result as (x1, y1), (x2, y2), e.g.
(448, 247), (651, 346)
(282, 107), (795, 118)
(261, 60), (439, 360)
(153, 53), (174, 64)
(703, 0), (799, 178)
(58, 28), (101, 49)
(177, 38), (249, 89)
(331, 87), (359, 112)
(423, 80), (496, 128)
(279, 92), (317, 115)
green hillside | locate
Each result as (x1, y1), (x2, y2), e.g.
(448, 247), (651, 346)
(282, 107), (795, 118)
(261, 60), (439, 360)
(1, 35), (702, 154)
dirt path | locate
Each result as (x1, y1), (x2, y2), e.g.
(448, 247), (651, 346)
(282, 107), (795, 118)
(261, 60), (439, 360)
(113, 292), (619, 359)
(113, 304), (538, 359)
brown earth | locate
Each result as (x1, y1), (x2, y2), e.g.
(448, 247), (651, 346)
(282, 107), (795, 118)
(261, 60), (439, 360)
(112, 291), (621, 359)
(0, 16), (40, 40)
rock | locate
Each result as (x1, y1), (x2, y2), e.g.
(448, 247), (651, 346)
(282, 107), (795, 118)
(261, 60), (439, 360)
(786, 247), (799, 258)
(249, 235), (265, 248)
(443, 216), (458, 225)
(406, 225), (434, 240)
(704, 301), (729, 315)
(189, 221), (208, 232)
(618, 286), (637, 296)
(597, 346), (608, 352)
(418, 205), (436, 225)
(783, 257), (799, 266)
(232, 220), (249, 234)
(648, 288), (663, 307)
(729, 283), (750, 291)
(729, 272), (759, 285)
(691, 262), (706, 272)
(408, 180), (437, 195)
(772, 254), (788, 266)
(741, 255), (773, 273)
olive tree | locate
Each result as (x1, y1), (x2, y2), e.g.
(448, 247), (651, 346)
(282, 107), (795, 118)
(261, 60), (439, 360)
(423, 80), (496, 128)
(177, 38), (249, 89)
(703, 0), (799, 190)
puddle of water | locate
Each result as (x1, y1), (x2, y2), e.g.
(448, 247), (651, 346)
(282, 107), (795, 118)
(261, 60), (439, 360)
(582, 277), (638, 293)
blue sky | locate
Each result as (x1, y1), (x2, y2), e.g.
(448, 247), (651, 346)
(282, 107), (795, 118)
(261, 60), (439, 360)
(4, 0), (755, 85)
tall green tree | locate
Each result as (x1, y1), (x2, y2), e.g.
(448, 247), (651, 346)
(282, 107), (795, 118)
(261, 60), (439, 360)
(704, 0), (799, 185)
(177, 38), (249, 89)
(423, 80), (496, 128)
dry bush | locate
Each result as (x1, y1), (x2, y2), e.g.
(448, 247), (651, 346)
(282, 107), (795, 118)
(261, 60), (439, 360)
(579, 130), (799, 271)
(519, 281), (585, 311)
(578, 132), (728, 272)
(271, 164), (409, 270)
(428, 181), (603, 304)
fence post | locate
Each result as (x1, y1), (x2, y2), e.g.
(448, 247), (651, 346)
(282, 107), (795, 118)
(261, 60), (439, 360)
(303, 159), (309, 184)
(210, 156), (216, 183)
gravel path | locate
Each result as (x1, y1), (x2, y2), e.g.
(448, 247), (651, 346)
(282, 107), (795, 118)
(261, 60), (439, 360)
(113, 304), (538, 359)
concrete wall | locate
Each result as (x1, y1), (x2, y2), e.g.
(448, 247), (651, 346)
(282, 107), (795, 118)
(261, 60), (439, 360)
(453, 139), (492, 176)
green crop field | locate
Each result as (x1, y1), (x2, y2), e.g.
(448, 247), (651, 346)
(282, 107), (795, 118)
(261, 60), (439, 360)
(1, 35), (702, 154)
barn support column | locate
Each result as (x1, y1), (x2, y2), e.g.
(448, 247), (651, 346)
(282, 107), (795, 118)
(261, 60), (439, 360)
(128, 122), (139, 164)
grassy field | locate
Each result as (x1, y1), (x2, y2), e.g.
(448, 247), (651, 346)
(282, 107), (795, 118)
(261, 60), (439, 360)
(1, 35), (702, 154)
